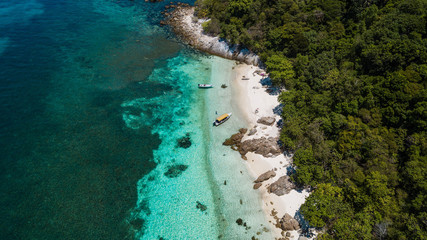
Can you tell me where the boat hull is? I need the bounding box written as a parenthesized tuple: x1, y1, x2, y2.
(198, 84, 213, 88)
(213, 113, 232, 126)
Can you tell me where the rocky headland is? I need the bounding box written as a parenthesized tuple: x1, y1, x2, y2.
(162, 5, 260, 65)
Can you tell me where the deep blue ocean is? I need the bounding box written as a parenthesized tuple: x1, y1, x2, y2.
(0, 0, 196, 239)
(0, 0, 276, 239)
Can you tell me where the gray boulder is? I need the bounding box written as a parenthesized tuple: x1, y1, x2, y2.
(254, 170, 276, 183)
(257, 116, 276, 126)
(239, 137, 281, 157)
(280, 213, 300, 231)
(248, 128, 257, 136)
(268, 176, 295, 196)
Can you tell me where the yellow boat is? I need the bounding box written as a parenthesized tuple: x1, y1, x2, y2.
(213, 113, 232, 126)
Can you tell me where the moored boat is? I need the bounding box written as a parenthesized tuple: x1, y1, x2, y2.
(198, 84, 213, 88)
(213, 113, 232, 126)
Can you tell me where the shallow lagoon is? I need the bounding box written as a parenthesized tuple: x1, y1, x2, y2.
(0, 0, 271, 239)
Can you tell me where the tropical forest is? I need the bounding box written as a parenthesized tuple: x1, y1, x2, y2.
(195, 0, 426, 238)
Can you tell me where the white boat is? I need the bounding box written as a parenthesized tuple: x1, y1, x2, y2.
(198, 84, 213, 88)
(213, 113, 232, 126)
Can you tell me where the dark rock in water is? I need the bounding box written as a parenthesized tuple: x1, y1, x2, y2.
(257, 116, 276, 126)
(268, 176, 295, 196)
(239, 128, 248, 134)
(177, 133, 191, 148)
(224, 180, 227, 185)
(130, 218, 144, 229)
(164, 164, 188, 178)
(223, 132, 244, 146)
(196, 201, 207, 212)
(236, 218, 243, 225)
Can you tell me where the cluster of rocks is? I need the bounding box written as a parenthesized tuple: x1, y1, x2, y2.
(160, 2, 191, 25)
(268, 175, 295, 196)
(252, 170, 295, 196)
(177, 133, 191, 148)
(253, 170, 276, 189)
(278, 213, 300, 231)
(240, 137, 282, 158)
(223, 127, 282, 159)
(220, 117, 307, 237)
(271, 210, 301, 239)
(161, 5, 260, 65)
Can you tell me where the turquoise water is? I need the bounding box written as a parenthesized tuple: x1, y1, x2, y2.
(0, 0, 272, 239)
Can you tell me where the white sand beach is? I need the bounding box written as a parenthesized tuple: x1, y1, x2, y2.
(167, 6, 312, 239)
(231, 63, 311, 239)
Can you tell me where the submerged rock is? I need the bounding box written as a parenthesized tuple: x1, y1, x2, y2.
(254, 170, 276, 183)
(196, 201, 207, 212)
(129, 218, 144, 230)
(239, 128, 248, 134)
(177, 133, 191, 148)
(268, 176, 295, 196)
(236, 218, 243, 225)
(164, 164, 188, 178)
(223, 131, 244, 146)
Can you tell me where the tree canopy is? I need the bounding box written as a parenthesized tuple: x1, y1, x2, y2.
(196, 0, 427, 238)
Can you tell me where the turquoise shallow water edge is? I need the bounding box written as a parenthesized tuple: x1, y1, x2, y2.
(0, 0, 272, 239)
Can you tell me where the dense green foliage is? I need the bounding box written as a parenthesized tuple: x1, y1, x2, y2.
(196, 0, 427, 238)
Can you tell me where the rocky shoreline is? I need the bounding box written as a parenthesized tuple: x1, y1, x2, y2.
(222, 122, 308, 239)
(162, 5, 260, 66)
(160, 4, 313, 239)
